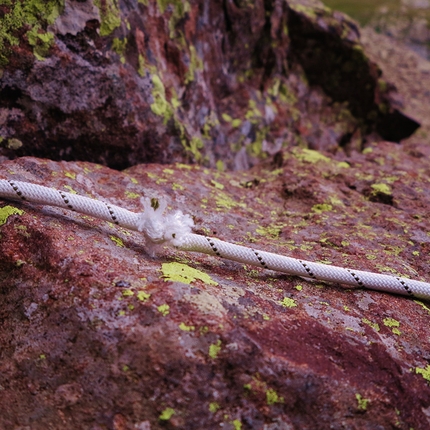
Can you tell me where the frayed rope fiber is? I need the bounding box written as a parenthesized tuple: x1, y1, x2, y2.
(1, 179, 430, 300)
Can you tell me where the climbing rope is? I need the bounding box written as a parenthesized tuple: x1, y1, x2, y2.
(1, 179, 429, 300)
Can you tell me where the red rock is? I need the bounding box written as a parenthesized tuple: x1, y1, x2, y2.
(0, 145, 429, 428)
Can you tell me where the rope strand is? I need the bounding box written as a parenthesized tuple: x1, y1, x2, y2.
(1, 179, 429, 300)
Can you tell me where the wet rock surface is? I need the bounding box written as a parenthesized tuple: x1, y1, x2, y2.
(0, 145, 429, 429)
(0, 0, 420, 170)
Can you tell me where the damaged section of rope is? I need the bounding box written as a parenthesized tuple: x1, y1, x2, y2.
(137, 197, 194, 246)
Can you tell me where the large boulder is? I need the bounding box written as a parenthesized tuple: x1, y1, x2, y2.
(0, 0, 420, 169)
(0, 141, 429, 428)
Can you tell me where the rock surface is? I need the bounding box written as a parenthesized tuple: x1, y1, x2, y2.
(361, 26, 430, 138)
(0, 144, 430, 429)
(0, 0, 420, 169)
(1, 1, 430, 429)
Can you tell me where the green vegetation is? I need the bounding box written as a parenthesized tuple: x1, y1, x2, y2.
(0, 205, 24, 226)
(0, 0, 63, 65)
(94, 0, 121, 36)
(161, 262, 218, 286)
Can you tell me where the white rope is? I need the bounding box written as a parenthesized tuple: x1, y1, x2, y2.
(1, 179, 429, 300)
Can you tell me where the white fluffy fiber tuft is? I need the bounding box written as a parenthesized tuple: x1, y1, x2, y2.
(137, 197, 194, 246)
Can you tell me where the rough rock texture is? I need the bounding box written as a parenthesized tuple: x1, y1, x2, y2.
(1, 1, 430, 429)
(0, 0, 420, 170)
(360, 27, 430, 138)
(0, 144, 430, 429)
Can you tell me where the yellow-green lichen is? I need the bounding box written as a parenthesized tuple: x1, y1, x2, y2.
(245, 99, 262, 123)
(280, 297, 297, 308)
(94, 0, 121, 36)
(294, 148, 331, 164)
(122, 289, 134, 297)
(355, 393, 369, 411)
(232, 419, 242, 430)
(209, 339, 221, 359)
(157, 303, 170, 316)
(415, 365, 430, 382)
(158, 0, 190, 39)
(214, 192, 246, 211)
(371, 183, 391, 195)
(179, 322, 195, 331)
(64, 171, 76, 179)
(255, 225, 281, 238)
(337, 161, 350, 168)
(289, 3, 318, 19)
(112, 37, 127, 63)
(5, 138, 22, 149)
(185, 44, 203, 84)
(125, 190, 140, 199)
(0, 205, 24, 226)
(63, 185, 77, 194)
(159, 407, 175, 420)
(161, 262, 218, 286)
(0, 0, 63, 65)
(171, 88, 181, 109)
(247, 127, 268, 158)
(137, 54, 146, 77)
(137, 290, 151, 302)
(231, 118, 242, 128)
(362, 318, 380, 332)
(278, 81, 298, 105)
(415, 300, 430, 314)
(266, 388, 284, 405)
(383, 317, 401, 335)
(183, 136, 204, 162)
(312, 203, 333, 213)
(150, 74, 173, 122)
(27, 27, 55, 60)
(172, 183, 184, 191)
(210, 180, 224, 190)
(110, 236, 125, 247)
(209, 402, 220, 413)
(383, 317, 399, 328)
(216, 160, 225, 172)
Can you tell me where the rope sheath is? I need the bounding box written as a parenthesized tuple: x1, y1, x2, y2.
(1, 179, 429, 300)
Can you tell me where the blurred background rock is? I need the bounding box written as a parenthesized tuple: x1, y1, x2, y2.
(323, 0, 430, 59)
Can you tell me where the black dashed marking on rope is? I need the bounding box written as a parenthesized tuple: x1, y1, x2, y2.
(299, 260, 315, 278)
(396, 278, 414, 296)
(105, 204, 119, 225)
(206, 237, 221, 257)
(346, 269, 364, 286)
(59, 191, 74, 210)
(8, 180, 26, 200)
(253, 250, 268, 268)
